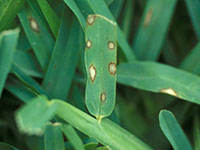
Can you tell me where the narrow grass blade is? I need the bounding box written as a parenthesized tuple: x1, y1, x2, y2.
(85, 14, 117, 119)
(5, 77, 37, 103)
(13, 50, 43, 78)
(62, 124, 84, 150)
(11, 64, 47, 96)
(44, 122, 65, 150)
(0, 142, 20, 150)
(159, 110, 192, 150)
(121, 0, 134, 39)
(109, 0, 124, 19)
(15, 95, 57, 135)
(18, 5, 55, 71)
(0, 28, 19, 97)
(63, 0, 136, 61)
(117, 61, 200, 105)
(37, 0, 60, 37)
(193, 115, 200, 150)
(42, 13, 84, 99)
(132, 0, 177, 60)
(0, 0, 24, 31)
(180, 42, 200, 75)
(184, 0, 200, 39)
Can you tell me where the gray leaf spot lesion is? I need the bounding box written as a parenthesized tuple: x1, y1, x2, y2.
(100, 92, 106, 103)
(108, 41, 115, 50)
(86, 40, 92, 48)
(87, 15, 95, 25)
(89, 64, 96, 82)
(108, 62, 117, 75)
(29, 17, 40, 32)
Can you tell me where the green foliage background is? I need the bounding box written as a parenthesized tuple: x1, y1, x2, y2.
(0, 0, 200, 150)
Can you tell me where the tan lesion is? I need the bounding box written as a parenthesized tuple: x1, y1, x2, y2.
(89, 65, 96, 82)
(160, 88, 177, 97)
(108, 62, 117, 75)
(29, 17, 40, 32)
(144, 8, 153, 27)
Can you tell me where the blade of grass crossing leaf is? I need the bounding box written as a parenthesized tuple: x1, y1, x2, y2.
(44, 122, 65, 150)
(117, 61, 200, 105)
(0, 0, 24, 31)
(15, 96, 152, 150)
(42, 14, 84, 99)
(63, 0, 136, 61)
(159, 110, 192, 150)
(0, 28, 19, 97)
(85, 14, 117, 119)
(132, 0, 177, 60)
(61, 124, 84, 150)
(184, 0, 200, 39)
(0, 142, 20, 150)
(193, 115, 200, 150)
(37, 0, 60, 37)
(18, 5, 55, 71)
(180, 42, 200, 75)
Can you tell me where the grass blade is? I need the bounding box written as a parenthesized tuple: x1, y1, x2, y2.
(184, 0, 200, 39)
(0, 0, 24, 31)
(180, 42, 200, 75)
(42, 11, 84, 99)
(132, 0, 177, 60)
(62, 124, 84, 150)
(193, 115, 200, 150)
(18, 5, 55, 71)
(159, 110, 192, 150)
(44, 122, 65, 150)
(117, 61, 200, 105)
(85, 14, 117, 119)
(15, 96, 152, 150)
(0, 28, 19, 97)
(37, 0, 60, 37)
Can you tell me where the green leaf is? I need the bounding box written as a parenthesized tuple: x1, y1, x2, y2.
(193, 115, 200, 150)
(18, 5, 55, 71)
(117, 61, 200, 105)
(85, 14, 117, 119)
(104, 0, 113, 6)
(0, 142, 20, 150)
(180, 42, 200, 75)
(184, 0, 200, 39)
(63, 0, 136, 61)
(159, 110, 192, 150)
(42, 10, 84, 99)
(0, 0, 24, 31)
(44, 122, 65, 150)
(0, 28, 19, 97)
(62, 124, 84, 150)
(15, 95, 57, 135)
(37, 0, 60, 37)
(132, 0, 177, 60)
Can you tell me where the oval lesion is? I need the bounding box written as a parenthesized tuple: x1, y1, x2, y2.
(89, 64, 97, 82)
(160, 88, 177, 97)
(29, 17, 40, 32)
